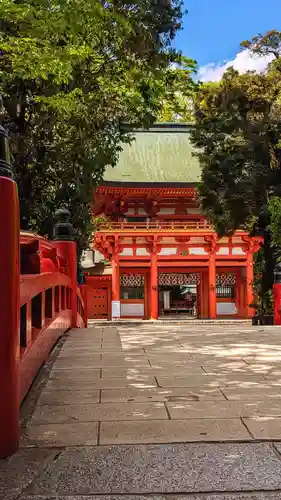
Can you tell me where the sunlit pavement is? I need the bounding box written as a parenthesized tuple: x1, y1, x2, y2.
(4, 323, 281, 498)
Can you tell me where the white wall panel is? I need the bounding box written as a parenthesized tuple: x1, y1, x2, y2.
(159, 207, 175, 214)
(189, 247, 208, 255)
(216, 248, 229, 255)
(232, 247, 245, 255)
(190, 237, 205, 244)
(126, 208, 135, 215)
(121, 303, 144, 317)
(216, 302, 237, 315)
(158, 247, 177, 256)
(119, 248, 134, 256)
(136, 248, 150, 256)
(187, 208, 202, 214)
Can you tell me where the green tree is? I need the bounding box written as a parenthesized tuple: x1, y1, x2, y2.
(0, 0, 187, 252)
(157, 56, 198, 122)
(191, 31, 281, 312)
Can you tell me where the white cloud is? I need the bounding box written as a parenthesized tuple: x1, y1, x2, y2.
(198, 49, 274, 82)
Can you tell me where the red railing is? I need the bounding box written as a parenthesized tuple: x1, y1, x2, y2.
(19, 231, 87, 400)
(0, 169, 87, 457)
(96, 220, 213, 232)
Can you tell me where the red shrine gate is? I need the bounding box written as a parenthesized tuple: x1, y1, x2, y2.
(88, 185, 262, 321)
(88, 126, 263, 320)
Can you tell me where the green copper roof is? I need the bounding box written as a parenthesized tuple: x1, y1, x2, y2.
(103, 123, 201, 184)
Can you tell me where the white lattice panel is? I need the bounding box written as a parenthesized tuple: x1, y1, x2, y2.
(121, 274, 145, 286)
(216, 273, 236, 285)
(158, 273, 200, 286)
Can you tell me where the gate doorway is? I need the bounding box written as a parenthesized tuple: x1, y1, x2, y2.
(88, 288, 109, 319)
(158, 273, 200, 318)
(85, 277, 111, 320)
(159, 285, 197, 317)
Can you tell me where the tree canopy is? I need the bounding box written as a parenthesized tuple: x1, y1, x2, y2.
(0, 0, 192, 251)
(191, 29, 281, 313)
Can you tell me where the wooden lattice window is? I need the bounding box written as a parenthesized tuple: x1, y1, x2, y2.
(158, 273, 200, 286)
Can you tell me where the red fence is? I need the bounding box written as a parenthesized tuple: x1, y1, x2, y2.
(0, 172, 87, 457)
(19, 232, 87, 402)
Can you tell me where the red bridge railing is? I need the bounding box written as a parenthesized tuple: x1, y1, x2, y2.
(0, 129, 87, 457)
(19, 230, 87, 402)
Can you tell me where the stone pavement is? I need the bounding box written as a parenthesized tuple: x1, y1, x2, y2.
(3, 323, 281, 499)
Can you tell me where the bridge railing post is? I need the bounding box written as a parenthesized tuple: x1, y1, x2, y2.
(0, 123, 20, 457)
(53, 208, 78, 328)
(80, 283, 88, 327)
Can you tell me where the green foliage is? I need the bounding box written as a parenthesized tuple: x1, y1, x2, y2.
(0, 0, 186, 253)
(241, 30, 281, 59)
(157, 56, 198, 122)
(268, 196, 281, 251)
(191, 29, 281, 312)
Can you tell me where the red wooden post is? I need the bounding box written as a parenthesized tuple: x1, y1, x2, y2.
(150, 250, 158, 320)
(0, 125, 20, 457)
(80, 284, 88, 327)
(53, 208, 78, 328)
(112, 251, 120, 302)
(208, 236, 217, 319)
(111, 245, 120, 320)
(246, 243, 254, 318)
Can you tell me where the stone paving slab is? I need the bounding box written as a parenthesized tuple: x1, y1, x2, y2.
(100, 418, 251, 444)
(52, 361, 151, 369)
(100, 367, 206, 378)
(189, 355, 245, 362)
(156, 375, 265, 388)
(263, 376, 281, 385)
(243, 417, 281, 439)
(20, 497, 166, 500)
(18, 496, 281, 500)
(101, 353, 148, 360)
(56, 353, 102, 361)
(221, 387, 281, 400)
(46, 376, 157, 390)
(149, 360, 200, 368)
(49, 369, 101, 380)
(242, 357, 281, 364)
(170, 495, 281, 499)
(26, 443, 281, 495)
(11, 324, 281, 499)
(101, 387, 226, 403)
(60, 343, 103, 349)
(31, 402, 168, 424)
(38, 389, 100, 405)
(22, 421, 99, 447)
(166, 400, 281, 419)
(201, 365, 267, 375)
(0, 449, 58, 500)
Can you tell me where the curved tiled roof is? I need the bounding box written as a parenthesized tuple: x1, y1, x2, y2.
(103, 123, 201, 185)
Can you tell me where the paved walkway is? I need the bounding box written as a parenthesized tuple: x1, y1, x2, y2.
(4, 323, 281, 498)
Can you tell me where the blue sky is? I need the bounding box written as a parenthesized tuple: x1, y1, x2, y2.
(174, 0, 281, 80)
